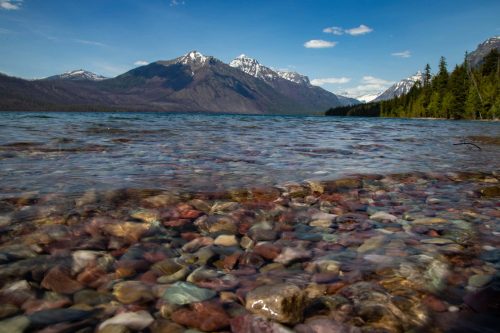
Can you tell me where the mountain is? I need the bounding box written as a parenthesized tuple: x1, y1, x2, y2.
(0, 51, 318, 114)
(229, 54, 348, 110)
(467, 36, 500, 68)
(336, 94, 362, 106)
(373, 71, 424, 102)
(44, 69, 108, 81)
(0, 50, 354, 114)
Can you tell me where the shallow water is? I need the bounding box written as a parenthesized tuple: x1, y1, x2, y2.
(0, 112, 499, 199)
(0, 112, 499, 332)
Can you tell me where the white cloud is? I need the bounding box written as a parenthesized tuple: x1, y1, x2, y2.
(361, 76, 392, 85)
(337, 76, 393, 100)
(73, 39, 107, 47)
(134, 60, 149, 66)
(170, 0, 185, 6)
(323, 26, 344, 35)
(0, 27, 12, 34)
(311, 77, 351, 86)
(304, 39, 337, 49)
(0, 0, 22, 10)
(323, 24, 373, 36)
(345, 24, 373, 36)
(391, 50, 411, 58)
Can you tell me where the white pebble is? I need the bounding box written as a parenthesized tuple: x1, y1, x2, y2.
(448, 306, 459, 312)
(482, 245, 496, 251)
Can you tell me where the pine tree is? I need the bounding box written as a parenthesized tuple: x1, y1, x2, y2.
(465, 84, 482, 119)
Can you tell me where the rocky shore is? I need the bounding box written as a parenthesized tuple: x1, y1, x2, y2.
(0, 171, 499, 333)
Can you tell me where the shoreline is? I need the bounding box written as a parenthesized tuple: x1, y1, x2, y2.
(0, 170, 499, 332)
(1, 110, 499, 121)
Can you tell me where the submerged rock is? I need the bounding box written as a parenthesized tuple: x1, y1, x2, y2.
(113, 281, 154, 304)
(245, 283, 305, 324)
(41, 265, 83, 294)
(163, 282, 216, 305)
(98, 311, 154, 331)
(0, 316, 30, 333)
(231, 314, 294, 333)
(171, 301, 230, 332)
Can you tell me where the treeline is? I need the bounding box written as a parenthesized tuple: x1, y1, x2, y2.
(325, 103, 380, 117)
(327, 49, 500, 120)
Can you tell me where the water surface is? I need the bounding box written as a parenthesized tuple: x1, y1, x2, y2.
(0, 112, 499, 198)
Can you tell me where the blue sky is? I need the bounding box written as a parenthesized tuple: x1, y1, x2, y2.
(0, 0, 499, 97)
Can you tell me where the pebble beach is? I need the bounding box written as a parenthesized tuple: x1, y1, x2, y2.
(0, 113, 499, 332)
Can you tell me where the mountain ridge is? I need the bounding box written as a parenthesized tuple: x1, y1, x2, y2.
(1, 50, 352, 114)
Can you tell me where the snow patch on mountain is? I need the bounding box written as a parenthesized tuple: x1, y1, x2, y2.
(374, 71, 424, 102)
(276, 70, 311, 85)
(46, 69, 107, 81)
(229, 54, 280, 83)
(179, 51, 209, 66)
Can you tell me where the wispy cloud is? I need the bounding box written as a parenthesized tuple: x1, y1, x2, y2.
(361, 76, 392, 85)
(0, 27, 12, 34)
(73, 39, 107, 47)
(134, 60, 149, 66)
(304, 39, 337, 49)
(170, 0, 185, 6)
(311, 77, 351, 86)
(337, 76, 393, 99)
(322, 26, 343, 35)
(323, 24, 373, 36)
(345, 24, 373, 36)
(0, 0, 22, 10)
(391, 50, 411, 58)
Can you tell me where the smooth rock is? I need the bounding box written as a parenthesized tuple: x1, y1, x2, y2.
(163, 282, 216, 305)
(149, 319, 185, 333)
(98, 311, 154, 331)
(103, 222, 150, 243)
(274, 247, 311, 265)
(0, 303, 19, 319)
(28, 308, 92, 327)
(357, 235, 386, 253)
(413, 217, 448, 225)
(130, 209, 159, 223)
(370, 211, 398, 222)
(98, 324, 130, 333)
(0, 316, 30, 333)
(171, 301, 230, 332)
(113, 281, 154, 304)
(309, 219, 333, 228)
(41, 266, 83, 294)
(231, 314, 294, 333)
(468, 274, 493, 288)
(214, 235, 238, 247)
(295, 317, 361, 333)
(420, 238, 454, 245)
(245, 283, 305, 324)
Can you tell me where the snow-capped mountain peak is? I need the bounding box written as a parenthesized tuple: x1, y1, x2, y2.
(45, 69, 107, 81)
(373, 71, 423, 102)
(179, 51, 209, 65)
(276, 70, 311, 86)
(229, 54, 276, 80)
(230, 55, 312, 86)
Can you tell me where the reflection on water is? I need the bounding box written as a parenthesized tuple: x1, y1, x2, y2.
(0, 112, 499, 198)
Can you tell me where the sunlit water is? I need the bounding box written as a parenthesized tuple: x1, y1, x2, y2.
(0, 112, 499, 198)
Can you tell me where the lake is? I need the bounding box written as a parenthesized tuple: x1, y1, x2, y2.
(0, 112, 499, 333)
(0, 112, 499, 199)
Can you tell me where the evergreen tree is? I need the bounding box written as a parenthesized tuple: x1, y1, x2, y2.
(465, 84, 482, 119)
(326, 49, 499, 120)
(423, 64, 432, 86)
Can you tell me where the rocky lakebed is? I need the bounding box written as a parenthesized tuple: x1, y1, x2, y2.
(0, 171, 499, 333)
